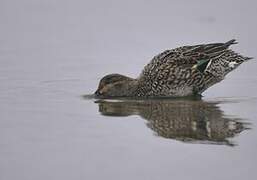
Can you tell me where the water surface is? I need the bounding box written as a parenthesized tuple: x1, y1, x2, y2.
(1, 0, 257, 180)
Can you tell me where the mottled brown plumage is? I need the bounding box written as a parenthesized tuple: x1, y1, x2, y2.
(95, 39, 252, 98)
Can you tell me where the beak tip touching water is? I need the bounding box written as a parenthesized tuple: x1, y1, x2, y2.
(94, 90, 99, 95)
(94, 89, 103, 98)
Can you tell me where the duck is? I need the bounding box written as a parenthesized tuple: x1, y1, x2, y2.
(95, 39, 252, 98)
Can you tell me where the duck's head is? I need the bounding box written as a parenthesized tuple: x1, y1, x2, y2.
(95, 74, 137, 98)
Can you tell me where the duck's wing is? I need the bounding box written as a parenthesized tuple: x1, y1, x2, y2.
(141, 39, 248, 77)
(179, 39, 237, 57)
(160, 39, 238, 65)
(137, 40, 252, 96)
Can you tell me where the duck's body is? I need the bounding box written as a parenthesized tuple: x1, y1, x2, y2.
(95, 40, 251, 98)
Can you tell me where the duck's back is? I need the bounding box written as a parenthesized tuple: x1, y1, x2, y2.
(136, 40, 251, 97)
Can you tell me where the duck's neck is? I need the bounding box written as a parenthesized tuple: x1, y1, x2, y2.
(123, 79, 139, 97)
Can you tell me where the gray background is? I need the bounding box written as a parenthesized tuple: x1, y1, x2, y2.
(1, 0, 257, 180)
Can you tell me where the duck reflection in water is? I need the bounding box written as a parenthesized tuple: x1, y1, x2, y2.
(95, 98, 250, 146)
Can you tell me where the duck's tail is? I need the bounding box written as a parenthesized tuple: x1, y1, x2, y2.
(201, 40, 253, 80)
(224, 39, 238, 46)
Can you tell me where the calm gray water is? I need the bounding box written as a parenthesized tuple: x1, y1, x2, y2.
(1, 0, 257, 180)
